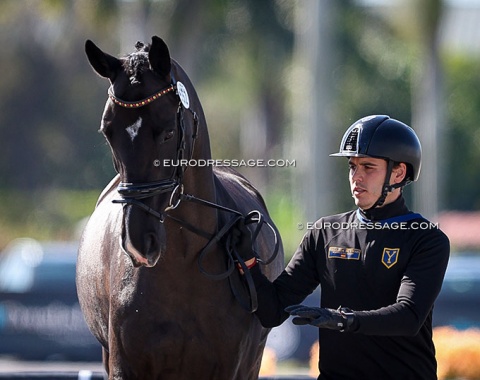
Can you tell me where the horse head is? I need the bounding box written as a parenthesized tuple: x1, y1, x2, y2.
(85, 36, 203, 268)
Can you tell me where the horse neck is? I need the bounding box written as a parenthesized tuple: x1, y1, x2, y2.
(168, 66, 218, 231)
(185, 124, 214, 201)
(173, 113, 218, 231)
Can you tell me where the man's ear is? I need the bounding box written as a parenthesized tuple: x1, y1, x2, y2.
(391, 163, 407, 184)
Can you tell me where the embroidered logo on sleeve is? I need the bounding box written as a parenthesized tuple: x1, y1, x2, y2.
(328, 247, 361, 260)
(382, 248, 400, 269)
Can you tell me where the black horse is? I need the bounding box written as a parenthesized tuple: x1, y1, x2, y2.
(76, 36, 284, 379)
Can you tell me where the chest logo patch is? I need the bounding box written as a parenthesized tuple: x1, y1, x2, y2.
(382, 248, 400, 269)
(328, 247, 361, 260)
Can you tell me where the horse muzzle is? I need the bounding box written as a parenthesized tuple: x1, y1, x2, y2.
(120, 234, 163, 268)
(120, 210, 166, 268)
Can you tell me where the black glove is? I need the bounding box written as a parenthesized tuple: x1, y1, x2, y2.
(285, 304, 356, 332)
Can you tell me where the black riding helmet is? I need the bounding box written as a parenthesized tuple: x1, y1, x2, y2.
(330, 115, 422, 209)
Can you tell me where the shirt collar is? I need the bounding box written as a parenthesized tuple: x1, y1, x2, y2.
(358, 195, 410, 222)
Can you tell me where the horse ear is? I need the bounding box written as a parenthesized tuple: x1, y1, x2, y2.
(149, 36, 171, 78)
(85, 40, 121, 81)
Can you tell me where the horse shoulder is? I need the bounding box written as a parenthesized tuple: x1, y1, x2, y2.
(96, 174, 121, 207)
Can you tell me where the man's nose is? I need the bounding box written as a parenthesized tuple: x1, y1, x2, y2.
(351, 168, 362, 181)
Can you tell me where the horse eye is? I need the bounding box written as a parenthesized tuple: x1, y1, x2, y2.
(164, 130, 175, 141)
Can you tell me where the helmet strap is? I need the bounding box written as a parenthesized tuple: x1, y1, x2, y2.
(366, 160, 400, 211)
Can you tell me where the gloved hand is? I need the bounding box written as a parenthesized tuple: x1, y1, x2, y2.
(230, 218, 257, 272)
(285, 304, 356, 332)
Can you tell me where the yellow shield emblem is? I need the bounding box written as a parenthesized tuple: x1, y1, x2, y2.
(382, 248, 399, 269)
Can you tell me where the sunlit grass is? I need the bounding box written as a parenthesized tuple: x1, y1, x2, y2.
(264, 191, 307, 262)
(0, 189, 100, 249)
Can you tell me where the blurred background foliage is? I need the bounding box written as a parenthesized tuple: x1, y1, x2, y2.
(0, 0, 479, 256)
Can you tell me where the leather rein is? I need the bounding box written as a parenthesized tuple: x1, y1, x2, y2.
(107, 75, 279, 313)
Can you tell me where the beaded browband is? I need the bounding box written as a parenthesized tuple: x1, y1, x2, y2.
(107, 84, 176, 108)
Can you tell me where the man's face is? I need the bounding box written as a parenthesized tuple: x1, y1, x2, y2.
(348, 156, 388, 210)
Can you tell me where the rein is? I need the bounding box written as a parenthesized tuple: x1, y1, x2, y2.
(108, 77, 279, 313)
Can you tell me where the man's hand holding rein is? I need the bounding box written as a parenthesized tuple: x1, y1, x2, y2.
(231, 218, 257, 274)
(285, 305, 357, 332)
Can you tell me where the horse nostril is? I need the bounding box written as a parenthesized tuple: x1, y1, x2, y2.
(144, 232, 160, 259)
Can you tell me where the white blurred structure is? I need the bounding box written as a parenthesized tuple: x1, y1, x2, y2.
(290, 0, 339, 221)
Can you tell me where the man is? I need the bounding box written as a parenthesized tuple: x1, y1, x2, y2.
(237, 115, 450, 380)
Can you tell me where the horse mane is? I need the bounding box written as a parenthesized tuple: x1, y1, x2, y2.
(122, 41, 151, 84)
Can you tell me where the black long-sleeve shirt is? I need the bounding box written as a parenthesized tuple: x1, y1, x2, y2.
(251, 196, 450, 380)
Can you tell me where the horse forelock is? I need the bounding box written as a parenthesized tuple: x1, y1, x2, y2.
(121, 41, 151, 85)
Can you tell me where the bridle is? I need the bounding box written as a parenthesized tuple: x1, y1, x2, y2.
(109, 74, 198, 219)
(107, 73, 279, 312)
